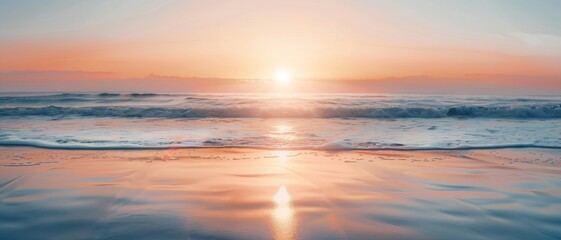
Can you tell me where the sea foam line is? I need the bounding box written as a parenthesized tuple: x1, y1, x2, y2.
(1, 140, 560, 151)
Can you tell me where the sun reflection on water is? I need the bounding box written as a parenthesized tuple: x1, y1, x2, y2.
(271, 185, 296, 240)
(270, 125, 297, 142)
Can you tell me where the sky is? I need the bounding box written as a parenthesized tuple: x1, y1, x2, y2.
(1, 0, 560, 93)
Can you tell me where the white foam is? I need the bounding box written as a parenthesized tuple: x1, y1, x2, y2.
(1, 117, 560, 150)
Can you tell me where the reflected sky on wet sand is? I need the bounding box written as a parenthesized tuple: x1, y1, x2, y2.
(1, 148, 561, 240)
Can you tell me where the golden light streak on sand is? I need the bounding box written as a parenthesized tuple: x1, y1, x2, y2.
(272, 185, 296, 240)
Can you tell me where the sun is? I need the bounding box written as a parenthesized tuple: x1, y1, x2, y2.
(275, 70, 291, 84)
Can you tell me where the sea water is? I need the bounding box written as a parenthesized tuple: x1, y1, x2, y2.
(1, 93, 560, 150)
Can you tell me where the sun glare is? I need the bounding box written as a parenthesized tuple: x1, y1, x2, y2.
(273, 185, 291, 205)
(275, 70, 291, 85)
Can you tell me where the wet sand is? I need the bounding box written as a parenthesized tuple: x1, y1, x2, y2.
(1, 147, 560, 240)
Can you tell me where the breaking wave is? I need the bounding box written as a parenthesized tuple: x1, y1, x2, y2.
(1, 105, 561, 118)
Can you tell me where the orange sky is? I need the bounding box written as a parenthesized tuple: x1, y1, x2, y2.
(1, 1, 560, 93)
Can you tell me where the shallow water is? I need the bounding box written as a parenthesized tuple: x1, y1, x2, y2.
(1, 148, 560, 240)
(3, 117, 561, 150)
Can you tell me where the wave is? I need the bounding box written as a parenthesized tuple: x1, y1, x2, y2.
(129, 93, 159, 97)
(0, 94, 92, 104)
(1, 105, 561, 118)
(97, 93, 121, 97)
(0, 92, 170, 103)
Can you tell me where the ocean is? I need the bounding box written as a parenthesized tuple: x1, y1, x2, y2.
(2, 92, 561, 239)
(1, 93, 560, 150)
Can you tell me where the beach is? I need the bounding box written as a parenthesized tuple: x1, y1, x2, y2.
(3, 1, 561, 239)
(1, 93, 561, 239)
(1, 147, 560, 240)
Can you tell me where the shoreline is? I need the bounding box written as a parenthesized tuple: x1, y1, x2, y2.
(2, 144, 561, 151)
